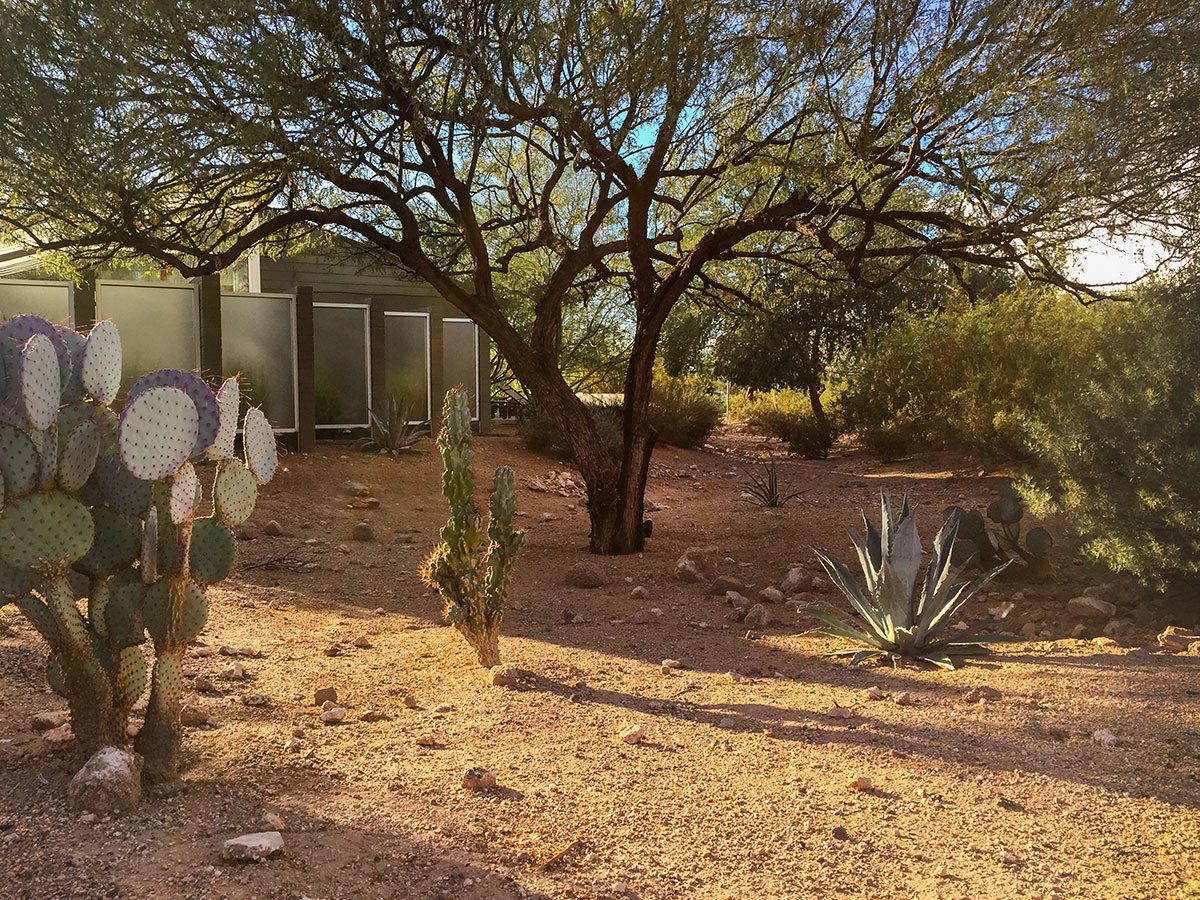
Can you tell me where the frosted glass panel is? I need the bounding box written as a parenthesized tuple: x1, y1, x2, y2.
(0, 281, 73, 324)
(97, 282, 198, 388)
(314, 304, 369, 427)
(443, 320, 479, 418)
(221, 293, 297, 430)
(383, 313, 429, 421)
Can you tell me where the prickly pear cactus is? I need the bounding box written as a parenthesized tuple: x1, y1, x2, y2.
(0, 316, 279, 793)
(420, 388, 525, 668)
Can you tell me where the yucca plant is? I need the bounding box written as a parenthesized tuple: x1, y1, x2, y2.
(356, 394, 427, 456)
(800, 493, 1013, 669)
(740, 457, 807, 508)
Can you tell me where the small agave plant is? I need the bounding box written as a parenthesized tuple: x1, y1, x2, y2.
(801, 493, 1013, 669)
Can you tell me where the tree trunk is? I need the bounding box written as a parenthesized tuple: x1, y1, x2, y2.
(808, 330, 828, 430)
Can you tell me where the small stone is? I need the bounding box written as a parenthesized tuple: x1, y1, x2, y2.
(194, 676, 217, 693)
(743, 604, 772, 629)
(619, 725, 645, 744)
(218, 645, 238, 656)
(180, 705, 211, 727)
(998, 850, 1021, 866)
(403, 695, 420, 709)
(353, 636, 372, 649)
(962, 685, 1003, 703)
(352, 521, 375, 542)
(674, 546, 720, 583)
(78, 813, 96, 825)
(862, 686, 885, 701)
(831, 826, 850, 841)
(241, 693, 269, 707)
(345, 480, 371, 496)
(222, 832, 284, 863)
(374, 607, 386, 615)
(362, 709, 388, 722)
(263, 520, 284, 536)
(490, 665, 520, 687)
(314, 686, 338, 705)
(565, 561, 608, 588)
(1092, 728, 1119, 748)
(717, 717, 736, 729)
(826, 706, 855, 719)
(709, 575, 744, 596)
(561, 609, 578, 624)
(433, 702, 454, 713)
(323, 644, 343, 657)
(43, 723, 75, 749)
(415, 733, 439, 747)
(934, 864, 949, 878)
(757, 586, 784, 604)
(810, 577, 828, 592)
(261, 812, 287, 832)
(661, 658, 683, 670)
(1067, 596, 1117, 619)
(461, 767, 497, 790)
(781, 566, 814, 595)
(726, 591, 752, 609)
(894, 692, 915, 706)
(630, 608, 661, 625)
(30, 710, 69, 731)
(221, 662, 246, 680)
(630, 585, 649, 600)
(727, 671, 745, 683)
(851, 776, 873, 791)
(67, 747, 142, 815)
(322, 700, 336, 711)
(236, 524, 258, 541)
(320, 706, 347, 725)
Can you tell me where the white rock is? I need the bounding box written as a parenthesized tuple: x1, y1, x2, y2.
(619, 725, 645, 744)
(1067, 596, 1117, 619)
(222, 831, 284, 862)
(757, 587, 784, 604)
(1092, 728, 1119, 748)
(67, 747, 142, 815)
(781, 566, 814, 594)
(674, 546, 720, 583)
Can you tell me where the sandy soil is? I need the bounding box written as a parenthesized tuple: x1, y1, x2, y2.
(1, 425, 1197, 900)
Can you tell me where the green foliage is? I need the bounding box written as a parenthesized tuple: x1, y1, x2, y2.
(801, 495, 1013, 669)
(743, 395, 835, 459)
(0, 316, 276, 789)
(356, 394, 427, 457)
(834, 287, 1107, 457)
(518, 401, 624, 460)
(421, 389, 526, 667)
(740, 458, 806, 508)
(944, 484, 1054, 572)
(1017, 274, 1200, 587)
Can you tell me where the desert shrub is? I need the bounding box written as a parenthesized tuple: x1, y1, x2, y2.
(518, 400, 623, 459)
(740, 391, 835, 459)
(834, 287, 1102, 457)
(1017, 274, 1200, 588)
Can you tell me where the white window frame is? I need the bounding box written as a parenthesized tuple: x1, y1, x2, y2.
(443, 317, 480, 421)
(313, 301, 372, 430)
(383, 310, 432, 424)
(220, 291, 300, 434)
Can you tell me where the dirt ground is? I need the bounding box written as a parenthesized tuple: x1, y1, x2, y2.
(1, 424, 1198, 900)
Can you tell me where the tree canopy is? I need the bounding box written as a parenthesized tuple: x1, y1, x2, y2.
(1, 0, 1197, 551)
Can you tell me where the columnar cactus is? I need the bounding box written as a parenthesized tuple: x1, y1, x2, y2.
(0, 316, 277, 789)
(420, 388, 525, 668)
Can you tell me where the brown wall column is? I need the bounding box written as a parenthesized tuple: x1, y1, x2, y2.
(368, 297, 386, 417)
(295, 285, 316, 453)
(195, 274, 222, 382)
(74, 271, 97, 329)
(428, 312, 444, 434)
(477, 328, 493, 435)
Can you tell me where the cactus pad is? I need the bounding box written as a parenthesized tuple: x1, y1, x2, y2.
(207, 377, 240, 461)
(114, 645, 148, 707)
(143, 578, 207, 644)
(58, 421, 101, 492)
(96, 453, 153, 517)
(168, 462, 199, 525)
(177, 580, 208, 642)
(81, 320, 122, 405)
(46, 653, 66, 697)
(119, 386, 200, 481)
(242, 407, 277, 484)
(0, 493, 95, 571)
(0, 553, 34, 601)
(88, 578, 111, 637)
(987, 497, 1024, 525)
(19, 334, 62, 431)
(1025, 526, 1053, 556)
(75, 506, 140, 578)
(141, 506, 159, 584)
(128, 370, 219, 458)
(141, 579, 170, 646)
(189, 517, 236, 584)
(104, 573, 148, 647)
(0, 423, 38, 499)
(213, 459, 257, 526)
(55, 324, 86, 403)
(0, 316, 71, 395)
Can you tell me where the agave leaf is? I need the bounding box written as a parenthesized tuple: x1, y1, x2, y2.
(844, 524, 880, 597)
(849, 648, 886, 666)
(920, 652, 957, 670)
(918, 509, 961, 623)
(921, 559, 1012, 645)
(798, 601, 889, 649)
(886, 509, 923, 614)
(812, 548, 893, 643)
(879, 493, 895, 561)
(876, 557, 914, 633)
(862, 511, 883, 572)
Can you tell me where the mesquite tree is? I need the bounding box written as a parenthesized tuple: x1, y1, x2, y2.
(1, 0, 1196, 553)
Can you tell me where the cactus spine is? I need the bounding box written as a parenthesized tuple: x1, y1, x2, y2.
(0, 316, 277, 792)
(421, 388, 525, 667)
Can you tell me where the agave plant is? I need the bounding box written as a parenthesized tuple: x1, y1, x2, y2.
(356, 394, 427, 456)
(801, 493, 1013, 669)
(739, 457, 807, 508)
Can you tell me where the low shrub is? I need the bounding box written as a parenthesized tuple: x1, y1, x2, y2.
(742, 393, 835, 459)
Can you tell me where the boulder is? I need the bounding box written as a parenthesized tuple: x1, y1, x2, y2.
(780, 566, 814, 595)
(709, 575, 744, 596)
(1067, 596, 1117, 619)
(67, 747, 142, 816)
(565, 561, 608, 588)
(674, 546, 720, 583)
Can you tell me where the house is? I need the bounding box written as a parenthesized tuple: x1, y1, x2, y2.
(0, 248, 492, 449)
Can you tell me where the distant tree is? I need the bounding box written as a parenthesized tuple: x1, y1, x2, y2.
(1, 0, 1197, 553)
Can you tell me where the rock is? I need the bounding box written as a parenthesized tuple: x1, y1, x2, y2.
(1103, 618, 1130, 638)
(353, 636, 372, 649)
(717, 716, 736, 729)
(629, 608, 662, 625)
(726, 591, 752, 609)
(402, 695, 420, 709)
(320, 706, 347, 725)
(345, 480, 371, 497)
(1067, 596, 1117, 619)
(263, 520, 284, 537)
(194, 676, 217, 693)
(998, 850, 1021, 867)
(619, 725, 645, 744)
(221, 662, 246, 680)
(894, 692, 915, 706)
(1082, 583, 1115, 599)
(727, 671, 745, 683)
(757, 587, 784, 604)
(314, 686, 338, 705)
(43, 723, 75, 749)
(781, 566, 814, 595)
(826, 706, 855, 719)
(261, 812, 287, 832)
(630, 586, 649, 600)
(851, 776, 873, 792)
(1020, 622, 1040, 638)
(962, 685, 1003, 703)
(565, 561, 608, 588)
(743, 604, 772, 629)
(661, 658, 683, 670)
(490, 665, 520, 687)
(831, 826, 850, 841)
(180, 705, 211, 727)
(561, 609, 578, 624)
(241, 693, 270, 707)
(674, 546, 720, 583)
(934, 864, 949, 878)
(461, 767, 498, 790)
(433, 702, 454, 713)
(862, 686, 885, 701)
(1158, 626, 1200, 652)
(352, 521, 375, 541)
(1092, 728, 1119, 748)
(415, 733, 439, 747)
(222, 832, 284, 863)
(67, 747, 142, 815)
(362, 709, 389, 722)
(30, 710, 69, 731)
(709, 575, 744, 596)
(236, 524, 258, 541)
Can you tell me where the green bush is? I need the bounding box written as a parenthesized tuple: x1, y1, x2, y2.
(833, 287, 1104, 457)
(1017, 274, 1200, 588)
(740, 392, 835, 459)
(518, 401, 624, 460)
